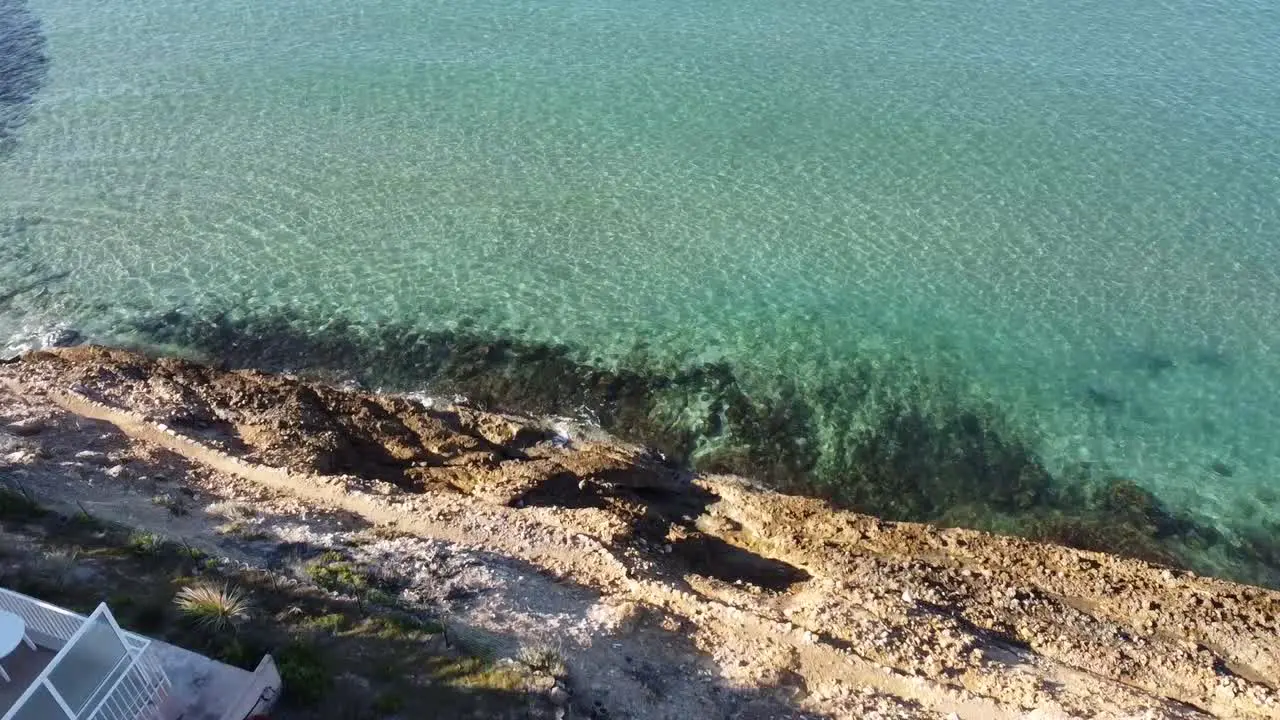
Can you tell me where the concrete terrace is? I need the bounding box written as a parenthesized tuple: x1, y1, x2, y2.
(0, 642, 56, 717)
(0, 632, 254, 720)
(0, 585, 277, 720)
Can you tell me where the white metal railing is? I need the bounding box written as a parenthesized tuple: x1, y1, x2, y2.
(85, 645, 170, 720)
(0, 587, 151, 650)
(0, 596, 171, 720)
(80, 649, 137, 716)
(0, 587, 85, 645)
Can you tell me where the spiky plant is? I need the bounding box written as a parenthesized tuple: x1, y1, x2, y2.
(518, 642, 568, 679)
(175, 582, 252, 633)
(40, 548, 80, 588)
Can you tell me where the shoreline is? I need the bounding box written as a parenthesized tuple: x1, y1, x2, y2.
(4, 298, 1279, 588)
(1, 345, 1277, 717)
(108, 307, 1280, 588)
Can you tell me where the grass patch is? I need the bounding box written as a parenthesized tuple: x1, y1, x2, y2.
(304, 613, 347, 634)
(305, 551, 370, 596)
(127, 530, 165, 556)
(362, 612, 443, 640)
(151, 492, 189, 516)
(275, 641, 332, 707)
(216, 520, 271, 541)
(443, 657, 530, 692)
(518, 642, 568, 679)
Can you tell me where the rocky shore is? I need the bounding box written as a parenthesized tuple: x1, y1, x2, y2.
(1, 346, 1277, 719)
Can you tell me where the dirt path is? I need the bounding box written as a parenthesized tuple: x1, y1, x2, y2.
(3, 347, 1279, 719)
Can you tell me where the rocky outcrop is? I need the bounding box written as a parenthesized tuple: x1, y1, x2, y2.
(1, 346, 1277, 718)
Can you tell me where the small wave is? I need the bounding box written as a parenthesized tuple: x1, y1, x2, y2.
(1, 320, 82, 358)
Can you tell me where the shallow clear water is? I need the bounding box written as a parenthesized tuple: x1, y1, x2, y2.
(3, 0, 1280, 579)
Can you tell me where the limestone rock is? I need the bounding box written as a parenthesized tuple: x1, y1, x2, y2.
(5, 417, 45, 436)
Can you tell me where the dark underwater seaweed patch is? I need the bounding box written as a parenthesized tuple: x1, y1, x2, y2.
(124, 305, 1280, 588)
(0, 0, 49, 156)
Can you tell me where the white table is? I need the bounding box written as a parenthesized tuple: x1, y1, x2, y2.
(0, 610, 37, 682)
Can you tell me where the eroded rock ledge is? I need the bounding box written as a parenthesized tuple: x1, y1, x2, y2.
(1, 346, 1277, 719)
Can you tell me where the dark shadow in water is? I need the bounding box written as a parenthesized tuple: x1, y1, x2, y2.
(0, 270, 69, 307)
(117, 305, 1280, 589)
(1084, 384, 1126, 411)
(0, 0, 49, 156)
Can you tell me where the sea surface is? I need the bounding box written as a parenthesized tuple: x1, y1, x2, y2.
(3, 0, 1279, 582)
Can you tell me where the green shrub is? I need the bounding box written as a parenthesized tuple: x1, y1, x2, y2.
(122, 597, 169, 634)
(364, 614, 423, 640)
(0, 487, 46, 521)
(276, 641, 331, 706)
(127, 531, 165, 556)
(305, 613, 347, 634)
(71, 508, 102, 529)
(364, 587, 398, 607)
(305, 551, 370, 596)
(212, 636, 270, 669)
(372, 691, 405, 715)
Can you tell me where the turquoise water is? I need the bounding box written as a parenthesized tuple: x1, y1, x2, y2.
(3, 0, 1280, 581)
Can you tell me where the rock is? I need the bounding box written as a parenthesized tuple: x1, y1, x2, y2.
(473, 414, 546, 448)
(547, 685, 570, 707)
(74, 450, 111, 465)
(104, 464, 126, 479)
(41, 327, 82, 348)
(558, 443, 687, 493)
(5, 344, 1276, 720)
(5, 417, 45, 436)
(336, 672, 371, 692)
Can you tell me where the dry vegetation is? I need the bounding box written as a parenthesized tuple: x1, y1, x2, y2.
(0, 486, 547, 719)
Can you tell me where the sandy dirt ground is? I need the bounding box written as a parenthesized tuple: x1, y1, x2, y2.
(1, 347, 1277, 719)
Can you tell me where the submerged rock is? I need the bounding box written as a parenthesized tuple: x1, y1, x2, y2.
(41, 327, 83, 348)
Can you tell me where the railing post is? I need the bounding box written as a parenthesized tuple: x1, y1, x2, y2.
(47, 680, 78, 719)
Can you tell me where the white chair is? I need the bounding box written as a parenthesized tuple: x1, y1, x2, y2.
(0, 609, 38, 682)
